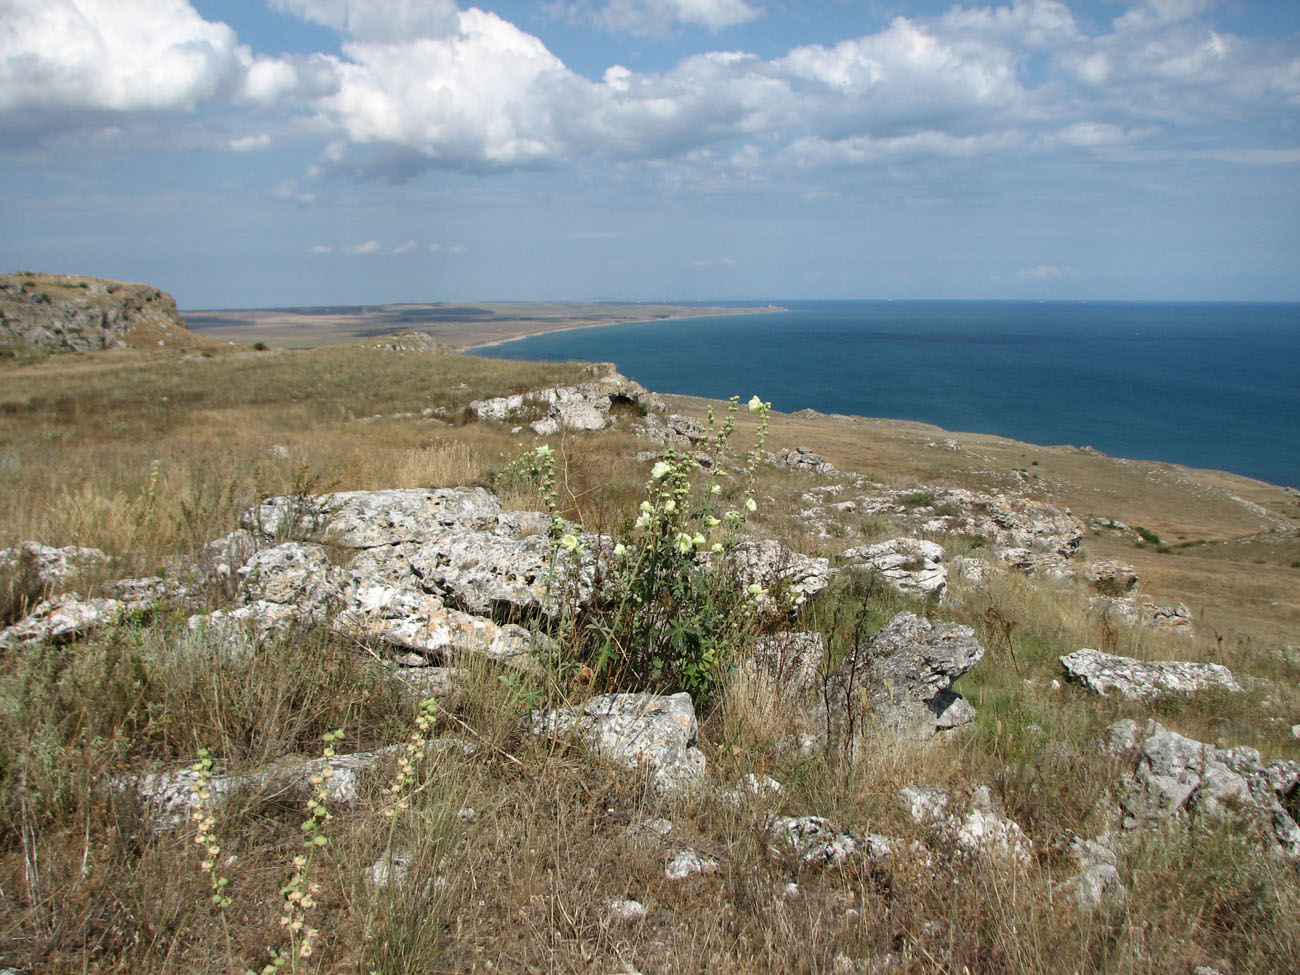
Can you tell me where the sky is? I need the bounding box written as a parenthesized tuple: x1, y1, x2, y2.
(1, 0, 1298, 309)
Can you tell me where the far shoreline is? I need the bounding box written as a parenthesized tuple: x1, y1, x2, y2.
(460, 305, 786, 353)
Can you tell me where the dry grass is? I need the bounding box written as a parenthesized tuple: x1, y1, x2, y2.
(1, 341, 1298, 973)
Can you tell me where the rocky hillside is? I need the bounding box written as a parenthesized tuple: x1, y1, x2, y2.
(0, 271, 198, 356)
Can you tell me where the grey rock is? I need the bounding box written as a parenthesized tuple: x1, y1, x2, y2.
(0, 593, 126, 648)
(606, 898, 647, 923)
(0, 274, 188, 353)
(1081, 559, 1139, 594)
(633, 412, 708, 446)
(953, 803, 1032, 862)
(366, 849, 414, 888)
(529, 692, 707, 794)
(1118, 721, 1300, 860)
(775, 446, 839, 476)
(237, 542, 345, 623)
(0, 540, 110, 587)
(1056, 863, 1126, 911)
(470, 369, 658, 433)
(243, 487, 504, 547)
(742, 631, 825, 698)
(1060, 649, 1241, 700)
(410, 528, 605, 619)
(823, 612, 984, 737)
(719, 539, 831, 615)
(1089, 595, 1194, 634)
(334, 581, 544, 665)
(767, 816, 859, 867)
(131, 744, 406, 831)
(899, 785, 951, 826)
(839, 537, 947, 598)
(665, 848, 718, 880)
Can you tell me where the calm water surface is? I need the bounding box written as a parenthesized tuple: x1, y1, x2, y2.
(477, 301, 1300, 488)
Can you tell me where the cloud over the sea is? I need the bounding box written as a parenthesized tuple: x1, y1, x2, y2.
(2, 0, 1295, 178)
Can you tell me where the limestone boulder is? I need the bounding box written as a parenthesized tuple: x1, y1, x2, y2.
(1115, 721, 1300, 860)
(529, 692, 707, 793)
(1060, 649, 1241, 700)
(823, 612, 984, 736)
(719, 540, 831, 615)
(742, 631, 825, 698)
(236, 542, 346, 623)
(0, 540, 110, 587)
(839, 537, 947, 598)
(243, 487, 504, 547)
(0, 593, 126, 648)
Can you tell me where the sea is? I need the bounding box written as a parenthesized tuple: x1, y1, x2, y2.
(475, 301, 1300, 489)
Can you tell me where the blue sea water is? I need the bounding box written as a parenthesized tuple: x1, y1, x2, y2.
(476, 301, 1300, 489)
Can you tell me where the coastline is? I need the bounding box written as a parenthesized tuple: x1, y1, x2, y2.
(458, 304, 785, 352)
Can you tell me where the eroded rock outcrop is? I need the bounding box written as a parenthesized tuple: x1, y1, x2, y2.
(469, 368, 661, 435)
(0, 273, 191, 353)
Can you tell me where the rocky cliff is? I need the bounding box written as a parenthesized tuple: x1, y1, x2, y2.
(0, 271, 192, 355)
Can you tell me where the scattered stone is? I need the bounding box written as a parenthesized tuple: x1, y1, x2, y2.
(898, 785, 950, 827)
(606, 898, 647, 923)
(664, 848, 718, 880)
(1060, 649, 1241, 700)
(839, 538, 947, 598)
(766, 816, 859, 868)
(822, 612, 984, 737)
(530, 692, 707, 793)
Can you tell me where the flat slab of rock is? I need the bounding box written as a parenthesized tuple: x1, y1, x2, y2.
(1060, 649, 1241, 700)
(529, 692, 706, 793)
(243, 487, 506, 547)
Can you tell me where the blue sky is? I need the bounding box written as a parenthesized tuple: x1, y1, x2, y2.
(1, 0, 1297, 308)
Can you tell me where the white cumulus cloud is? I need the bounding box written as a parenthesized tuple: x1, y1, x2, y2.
(1011, 264, 1081, 280)
(556, 0, 763, 35)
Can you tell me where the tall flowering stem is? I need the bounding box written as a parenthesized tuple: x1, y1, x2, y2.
(560, 394, 771, 699)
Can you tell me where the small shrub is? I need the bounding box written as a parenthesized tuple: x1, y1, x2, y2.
(901, 490, 936, 508)
(1134, 526, 1161, 545)
(251, 341, 268, 351)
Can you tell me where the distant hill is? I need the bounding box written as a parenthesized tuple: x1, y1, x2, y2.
(0, 272, 213, 359)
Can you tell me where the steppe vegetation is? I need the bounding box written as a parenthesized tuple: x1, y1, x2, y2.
(1, 334, 1298, 974)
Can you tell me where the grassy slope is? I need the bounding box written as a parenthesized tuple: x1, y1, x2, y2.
(1, 340, 1297, 974)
